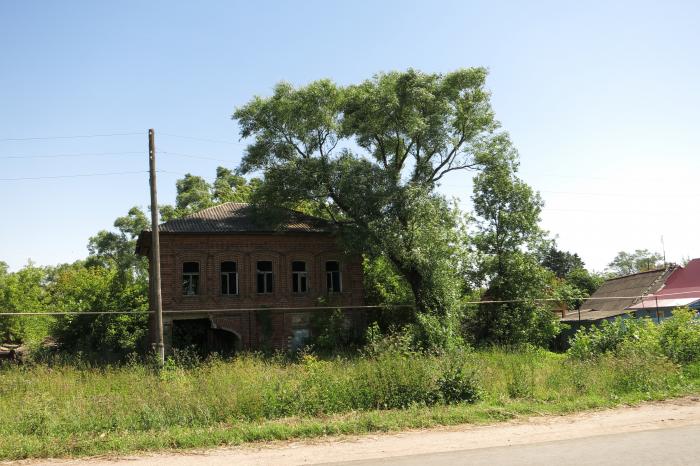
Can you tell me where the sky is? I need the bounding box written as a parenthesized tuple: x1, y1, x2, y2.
(1, 0, 698, 272)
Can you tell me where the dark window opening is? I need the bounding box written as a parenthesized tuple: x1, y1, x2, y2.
(183, 261, 200, 296)
(292, 261, 308, 293)
(257, 260, 273, 293)
(326, 260, 341, 293)
(221, 261, 238, 295)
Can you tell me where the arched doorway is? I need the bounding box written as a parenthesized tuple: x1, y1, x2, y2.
(171, 318, 241, 358)
(207, 327, 240, 356)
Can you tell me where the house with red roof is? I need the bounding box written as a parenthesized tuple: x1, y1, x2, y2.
(562, 259, 700, 327)
(626, 258, 700, 321)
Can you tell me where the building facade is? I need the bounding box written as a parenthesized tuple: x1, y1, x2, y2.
(137, 203, 365, 354)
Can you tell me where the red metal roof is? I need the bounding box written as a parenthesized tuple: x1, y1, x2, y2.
(627, 259, 700, 310)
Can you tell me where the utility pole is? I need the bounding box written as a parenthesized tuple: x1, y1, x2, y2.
(149, 129, 165, 365)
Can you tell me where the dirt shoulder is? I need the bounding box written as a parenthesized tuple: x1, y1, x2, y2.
(12, 396, 700, 466)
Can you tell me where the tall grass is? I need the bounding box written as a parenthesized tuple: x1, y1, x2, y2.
(1, 348, 698, 460)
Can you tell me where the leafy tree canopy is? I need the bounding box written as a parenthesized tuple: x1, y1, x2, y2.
(466, 139, 560, 346)
(159, 167, 261, 221)
(233, 68, 500, 314)
(539, 245, 585, 278)
(606, 249, 664, 277)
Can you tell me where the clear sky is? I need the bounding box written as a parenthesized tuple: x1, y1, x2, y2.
(1, 0, 698, 272)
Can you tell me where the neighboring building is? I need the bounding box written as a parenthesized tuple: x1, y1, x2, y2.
(136, 202, 365, 354)
(562, 259, 700, 328)
(627, 258, 700, 321)
(561, 265, 677, 326)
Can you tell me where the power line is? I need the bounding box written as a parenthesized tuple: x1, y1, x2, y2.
(0, 132, 142, 142)
(159, 132, 247, 146)
(0, 170, 149, 181)
(0, 151, 142, 160)
(540, 190, 696, 199)
(1, 292, 694, 316)
(160, 150, 234, 163)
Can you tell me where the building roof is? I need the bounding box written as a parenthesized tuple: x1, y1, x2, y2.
(562, 266, 677, 322)
(155, 202, 334, 234)
(136, 202, 335, 254)
(627, 259, 700, 310)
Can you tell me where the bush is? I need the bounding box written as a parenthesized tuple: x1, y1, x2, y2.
(362, 322, 418, 358)
(568, 308, 700, 364)
(568, 317, 658, 359)
(437, 356, 481, 403)
(659, 308, 700, 364)
(311, 309, 356, 354)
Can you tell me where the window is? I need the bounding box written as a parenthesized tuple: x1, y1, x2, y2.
(182, 262, 199, 296)
(256, 260, 273, 294)
(221, 261, 238, 295)
(326, 261, 341, 293)
(292, 261, 308, 293)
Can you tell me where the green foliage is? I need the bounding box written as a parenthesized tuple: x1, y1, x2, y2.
(311, 309, 356, 354)
(159, 168, 261, 221)
(212, 167, 261, 203)
(362, 322, 418, 358)
(467, 136, 560, 347)
(414, 312, 468, 353)
(471, 135, 543, 260)
(0, 262, 52, 344)
(539, 245, 585, 278)
(568, 309, 700, 364)
(47, 264, 148, 357)
(467, 256, 562, 347)
(234, 68, 498, 316)
(658, 308, 700, 364)
(606, 249, 664, 277)
(566, 267, 604, 295)
(568, 318, 653, 359)
(87, 206, 149, 279)
(3, 347, 698, 460)
(362, 255, 413, 306)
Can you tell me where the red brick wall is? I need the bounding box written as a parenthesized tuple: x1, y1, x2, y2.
(147, 232, 365, 351)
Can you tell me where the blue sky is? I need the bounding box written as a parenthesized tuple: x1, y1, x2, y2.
(1, 0, 698, 272)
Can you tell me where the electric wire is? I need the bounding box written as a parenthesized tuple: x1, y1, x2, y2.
(159, 132, 246, 146)
(0, 151, 143, 160)
(1, 291, 696, 316)
(0, 132, 142, 141)
(0, 170, 150, 181)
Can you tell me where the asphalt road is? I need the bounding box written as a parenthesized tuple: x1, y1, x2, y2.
(328, 424, 700, 466)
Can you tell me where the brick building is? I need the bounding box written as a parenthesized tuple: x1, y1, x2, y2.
(136, 202, 365, 354)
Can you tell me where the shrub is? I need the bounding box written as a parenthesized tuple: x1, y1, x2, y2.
(568, 308, 700, 364)
(568, 317, 658, 359)
(659, 308, 700, 364)
(437, 357, 481, 403)
(362, 322, 418, 358)
(311, 309, 356, 354)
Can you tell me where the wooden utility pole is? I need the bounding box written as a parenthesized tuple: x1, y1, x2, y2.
(149, 128, 165, 365)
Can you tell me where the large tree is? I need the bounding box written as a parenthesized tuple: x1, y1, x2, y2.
(606, 249, 664, 277)
(159, 167, 261, 221)
(539, 245, 585, 278)
(467, 139, 560, 346)
(233, 68, 500, 314)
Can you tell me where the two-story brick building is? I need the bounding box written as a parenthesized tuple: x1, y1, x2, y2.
(136, 202, 365, 354)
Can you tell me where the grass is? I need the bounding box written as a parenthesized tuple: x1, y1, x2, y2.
(1, 348, 699, 460)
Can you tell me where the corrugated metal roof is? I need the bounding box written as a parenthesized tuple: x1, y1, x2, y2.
(571, 266, 676, 319)
(626, 259, 700, 310)
(156, 202, 334, 234)
(561, 308, 635, 322)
